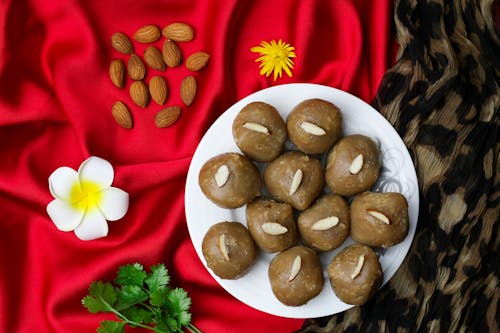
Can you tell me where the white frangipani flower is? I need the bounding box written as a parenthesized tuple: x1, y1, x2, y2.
(46, 156, 129, 241)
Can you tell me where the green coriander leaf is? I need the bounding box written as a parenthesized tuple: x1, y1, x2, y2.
(177, 310, 192, 327)
(155, 319, 174, 333)
(82, 281, 117, 313)
(158, 314, 180, 332)
(144, 264, 170, 292)
(166, 288, 191, 313)
(149, 288, 168, 307)
(96, 320, 125, 333)
(121, 306, 154, 325)
(84, 263, 200, 333)
(116, 285, 149, 309)
(150, 306, 164, 327)
(115, 263, 147, 286)
(89, 281, 118, 303)
(164, 289, 192, 330)
(81, 295, 108, 314)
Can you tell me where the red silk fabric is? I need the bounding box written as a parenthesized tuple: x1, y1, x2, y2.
(0, 0, 392, 332)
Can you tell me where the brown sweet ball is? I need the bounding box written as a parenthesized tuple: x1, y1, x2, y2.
(202, 222, 257, 279)
(246, 197, 298, 253)
(350, 192, 409, 247)
(232, 102, 287, 162)
(327, 244, 383, 305)
(298, 194, 350, 252)
(264, 151, 324, 210)
(325, 134, 380, 196)
(198, 153, 261, 209)
(268, 246, 324, 306)
(286, 99, 343, 154)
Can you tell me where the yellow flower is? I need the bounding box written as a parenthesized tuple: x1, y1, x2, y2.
(251, 39, 296, 81)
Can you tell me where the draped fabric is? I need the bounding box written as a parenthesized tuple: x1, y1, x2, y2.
(0, 1, 394, 332)
(301, 1, 499, 332)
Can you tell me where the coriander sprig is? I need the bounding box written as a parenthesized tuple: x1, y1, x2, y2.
(82, 263, 202, 333)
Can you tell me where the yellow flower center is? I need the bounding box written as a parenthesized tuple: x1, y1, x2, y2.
(275, 50, 285, 58)
(69, 180, 102, 211)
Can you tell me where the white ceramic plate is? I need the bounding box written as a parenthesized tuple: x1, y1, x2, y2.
(185, 83, 418, 318)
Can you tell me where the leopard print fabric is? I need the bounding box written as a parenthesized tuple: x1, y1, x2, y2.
(298, 0, 499, 332)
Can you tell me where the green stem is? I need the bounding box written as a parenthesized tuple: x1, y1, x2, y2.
(113, 308, 168, 333)
(140, 301, 156, 312)
(98, 297, 202, 333)
(187, 323, 203, 333)
(99, 297, 169, 333)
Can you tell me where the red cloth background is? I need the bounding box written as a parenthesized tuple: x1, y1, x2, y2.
(0, 0, 392, 332)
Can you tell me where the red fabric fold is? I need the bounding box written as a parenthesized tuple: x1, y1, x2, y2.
(0, 0, 392, 332)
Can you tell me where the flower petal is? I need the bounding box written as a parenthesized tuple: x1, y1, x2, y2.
(47, 199, 85, 231)
(48, 167, 79, 200)
(97, 187, 129, 221)
(250, 46, 266, 53)
(73, 209, 108, 241)
(78, 156, 114, 189)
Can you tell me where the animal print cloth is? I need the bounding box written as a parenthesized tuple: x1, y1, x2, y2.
(299, 0, 499, 332)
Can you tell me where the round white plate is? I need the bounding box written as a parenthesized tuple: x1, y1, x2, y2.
(185, 83, 419, 318)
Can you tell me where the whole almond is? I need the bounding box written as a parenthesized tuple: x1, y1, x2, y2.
(133, 24, 161, 43)
(128, 54, 146, 80)
(109, 59, 126, 88)
(162, 40, 182, 67)
(180, 75, 197, 106)
(112, 101, 133, 129)
(162, 22, 194, 42)
(111, 32, 133, 54)
(129, 81, 149, 108)
(155, 106, 181, 128)
(149, 76, 168, 105)
(144, 46, 166, 71)
(186, 52, 210, 71)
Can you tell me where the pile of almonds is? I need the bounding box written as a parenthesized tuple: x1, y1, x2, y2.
(109, 23, 210, 129)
